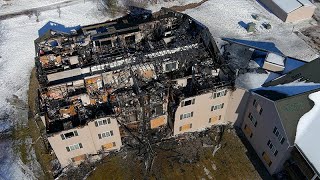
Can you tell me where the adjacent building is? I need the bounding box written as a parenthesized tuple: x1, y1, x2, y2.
(259, 0, 316, 22)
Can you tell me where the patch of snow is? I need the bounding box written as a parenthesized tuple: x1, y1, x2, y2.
(235, 72, 270, 89)
(0, 1, 107, 179)
(254, 81, 320, 96)
(203, 166, 213, 179)
(184, 0, 319, 61)
(295, 90, 320, 174)
(146, 0, 203, 12)
(265, 53, 285, 66)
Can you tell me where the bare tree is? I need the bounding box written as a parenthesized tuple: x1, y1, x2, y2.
(122, 0, 148, 8)
(35, 11, 41, 22)
(57, 6, 62, 18)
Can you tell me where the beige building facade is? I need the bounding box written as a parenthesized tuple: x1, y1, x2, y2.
(174, 89, 230, 135)
(47, 117, 122, 167)
(259, 0, 316, 22)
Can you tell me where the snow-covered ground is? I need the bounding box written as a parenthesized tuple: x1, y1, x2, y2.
(295, 90, 320, 174)
(0, 1, 108, 179)
(184, 0, 319, 61)
(0, 0, 319, 178)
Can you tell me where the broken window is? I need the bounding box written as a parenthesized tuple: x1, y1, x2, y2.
(212, 90, 227, 99)
(95, 118, 111, 127)
(181, 99, 195, 107)
(61, 130, 79, 140)
(165, 62, 177, 72)
(211, 103, 224, 111)
(125, 35, 135, 45)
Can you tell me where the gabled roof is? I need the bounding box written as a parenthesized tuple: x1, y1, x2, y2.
(274, 89, 317, 145)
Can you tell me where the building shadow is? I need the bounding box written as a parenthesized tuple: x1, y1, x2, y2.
(223, 38, 283, 54)
(235, 127, 274, 179)
(238, 21, 248, 30)
(232, 90, 273, 179)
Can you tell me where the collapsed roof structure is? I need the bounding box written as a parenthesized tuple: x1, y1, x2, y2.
(35, 8, 234, 169)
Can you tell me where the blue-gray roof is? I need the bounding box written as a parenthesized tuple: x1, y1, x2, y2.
(38, 21, 81, 37)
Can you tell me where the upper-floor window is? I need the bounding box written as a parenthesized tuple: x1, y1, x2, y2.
(180, 112, 193, 120)
(253, 99, 263, 115)
(212, 90, 227, 99)
(61, 130, 78, 140)
(253, 99, 257, 107)
(181, 99, 195, 107)
(273, 127, 285, 144)
(248, 113, 257, 127)
(98, 130, 114, 139)
(267, 140, 278, 156)
(165, 62, 178, 72)
(95, 118, 111, 127)
(66, 143, 83, 152)
(211, 103, 224, 111)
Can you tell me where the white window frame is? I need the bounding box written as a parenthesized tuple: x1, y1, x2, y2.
(180, 112, 193, 120)
(95, 118, 111, 127)
(67, 143, 83, 152)
(211, 103, 224, 111)
(181, 98, 195, 107)
(98, 130, 114, 139)
(212, 90, 227, 99)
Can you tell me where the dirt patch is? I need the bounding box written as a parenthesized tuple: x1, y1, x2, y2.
(300, 26, 320, 53)
(169, 0, 208, 12)
(58, 126, 268, 179)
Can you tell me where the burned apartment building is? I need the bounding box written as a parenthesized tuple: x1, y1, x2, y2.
(34, 8, 241, 168)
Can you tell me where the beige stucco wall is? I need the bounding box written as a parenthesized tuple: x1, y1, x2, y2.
(286, 5, 316, 23)
(241, 93, 291, 174)
(225, 88, 249, 127)
(262, 62, 284, 72)
(48, 117, 122, 167)
(259, 0, 316, 22)
(173, 89, 230, 135)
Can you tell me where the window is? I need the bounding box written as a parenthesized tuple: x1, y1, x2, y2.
(179, 123, 192, 131)
(212, 90, 227, 99)
(95, 118, 111, 127)
(262, 152, 272, 167)
(98, 130, 114, 139)
(248, 113, 257, 127)
(209, 115, 221, 123)
(253, 99, 256, 106)
(273, 127, 286, 144)
(259, 108, 263, 115)
(165, 62, 177, 72)
(211, 103, 224, 111)
(181, 99, 195, 107)
(180, 112, 193, 120)
(267, 140, 278, 156)
(66, 143, 83, 152)
(61, 130, 79, 140)
(244, 124, 253, 138)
